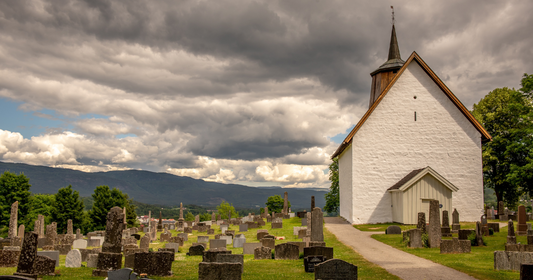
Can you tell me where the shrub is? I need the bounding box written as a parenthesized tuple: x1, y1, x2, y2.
(489, 228, 494, 235)
(467, 232, 486, 246)
(421, 233, 429, 248)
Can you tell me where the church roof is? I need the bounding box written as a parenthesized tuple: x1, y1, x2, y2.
(331, 51, 492, 159)
(387, 166, 458, 192)
(370, 24, 405, 76)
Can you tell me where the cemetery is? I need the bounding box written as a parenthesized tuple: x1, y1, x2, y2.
(0, 198, 396, 280)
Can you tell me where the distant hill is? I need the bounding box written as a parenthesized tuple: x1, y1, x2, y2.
(0, 161, 327, 210)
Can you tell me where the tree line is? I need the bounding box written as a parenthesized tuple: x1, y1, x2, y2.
(0, 171, 138, 237)
(324, 73, 533, 213)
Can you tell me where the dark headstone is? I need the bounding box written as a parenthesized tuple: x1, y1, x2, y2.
(518, 205, 528, 235)
(303, 246, 333, 260)
(257, 232, 269, 240)
(33, 255, 55, 276)
(92, 252, 122, 277)
(440, 238, 471, 254)
(188, 245, 205, 256)
(458, 229, 475, 240)
(408, 228, 422, 248)
(385, 226, 401, 235)
(216, 254, 244, 273)
(133, 251, 173, 277)
(304, 255, 325, 273)
(452, 208, 460, 232)
(428, 200, 441, 248)
(54, 244, 71, 255)
(441, 210, 452, 237)
(521, 263, 533, 280)
(254, 246, 271, 260)
(311, 208, 324, 242)
(274, 243, 299, 260)
(314, 259, 358, 280)
(14, 232, 38, 278)
(311, 196, 315, 210)
(508, 220, 517, 244)
(487, 223, 500, 233)
(417, 212, 427, 234)
(108, 268, 138, 280)
(198, 262, 242, 280)
(203, 249, 231, 263)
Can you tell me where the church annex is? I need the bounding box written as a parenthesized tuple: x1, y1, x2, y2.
(332, 25, 491, 224)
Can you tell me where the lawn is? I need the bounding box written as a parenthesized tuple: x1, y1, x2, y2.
(354, 222, 477, 232)
(0, 217, 398, 279)
(371, 222, 525, 280)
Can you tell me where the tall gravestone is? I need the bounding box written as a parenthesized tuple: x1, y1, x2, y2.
(158, 211, 163, 232)
(67, 220, 73, 235)
(306, 212, 312, 237)
(311, 208, 323, 242)
(76, 229, 82, 240)
(517, 205, 527, 236)
(311, 196, 315, 210)
(45, 223, 57, 246)
(417, 212, 426, 234)
(428, 200, 441, 248)
(13, 232, 38, 279)
(92, 207, 125, 277)
(9, 201, 18, 239)
(38, 215, 45, 237)
(451, 208, 460, 233)
(499, 201, 507, 221)
(211, 212, 216, 222)
(283, 192, 289, 215)
(34, 219, 41, 238)
(441, 210, 451, 237)
(18, 225, 25, 239)
(123, 207, 127, 229)
(507, 220, 516, 244)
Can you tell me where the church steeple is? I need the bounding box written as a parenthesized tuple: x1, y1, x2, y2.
(369, 23, 405, 108)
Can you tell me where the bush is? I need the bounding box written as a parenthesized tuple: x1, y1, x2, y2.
(421, 233, 429, 248)
(489, 228, 494, 235)
(467, 232, 487, 246)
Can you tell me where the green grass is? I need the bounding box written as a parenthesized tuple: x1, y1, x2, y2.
(372, 223, 523, 280)
(354, 222, 478, 232)
(0, 217, 398, 279)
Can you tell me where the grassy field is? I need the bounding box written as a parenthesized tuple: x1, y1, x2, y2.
(354, 222, 477, 232)
(372, 222, 526, 280)
(0, 217, 398, 279)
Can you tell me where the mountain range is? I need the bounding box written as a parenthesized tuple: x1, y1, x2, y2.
(0, 161, 327, 210)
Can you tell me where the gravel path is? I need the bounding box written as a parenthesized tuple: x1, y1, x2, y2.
(324, 217, 478, 280)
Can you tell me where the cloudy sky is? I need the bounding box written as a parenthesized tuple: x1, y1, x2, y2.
(0, 0, 531, 189)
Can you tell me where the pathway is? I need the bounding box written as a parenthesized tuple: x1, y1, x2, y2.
(324, 217, 478, 280)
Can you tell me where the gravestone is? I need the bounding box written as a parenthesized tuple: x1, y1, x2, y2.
(261, 238, 275, 249)
(288, 241, 305, 253)
(304, 255, 325, 273)
(275, 243, 299, 260)
(86, 254, 98, 268)
(33, 255, 55, 276)
(133, 251, 173, 276)
(303, 246, 334, 260)
(140, 235, 150, 252)
(178, 233, 188, 242)
(271, 222, 282, 229)
(302, 217, 308, 226)
(203, 249, 232, 262)
(508, 220, 517, 244)
(311, 196, 315, 210)
(124, 248, 143, 268)
(386, 226, 401, 235)
(474, 222, 484, 246)
(216, 254, 244, 273)
(220, 225, 228, 234)
(440, 238, 471, 254)
(87, 238, 101, 247)
(417, 212, 427, 234)
(210, 239, 227, 250)
(160, 232, 171, 242)
(17, 225, 24, 241)
(299, 229, 307, 239)
(408, 228, 422, 248)
(8, 202, 18, 241)
(220, 235, 233, 245)
(92, 207, 125, 277)
(311, 207, 324, 242)
(488, 223, 500, 233)
(239, 224, 248, 232)
(306, 212, 312, 236)
(65, 249, 82, 267)
(0, 249, 20, 267)
(55, 244, 71, 255)
(37, 251, 59, 267)
(254, 246, 271, 260)
(518, 205, 528, 236)
(76, 229, 82, 240)
(499, 202, 508, 221)
(72, 239, 87, 249)
(198, 236, 209, 243)
(13, 232, 38, 279)
(480, 215, 489, 236)
(314, 259, 358, 280)
(441, 210, 452, 237)
(198, 262, 242, 280)
(108, 268, 138, 280)
(157, 211, 163, 232)
(458, 229, 475, 240)
(243, 243, 261, 254)
(521, 263, 533, 280)
(452, 208, 460, 233)
(188, 245, 205, 256)
(233, 235, 246, 248)
(428, 200, 441, 248)
(67, 219, 73, 235)
(165, 243, 180, 253)
(184, 227, 193, 233)
(45, 223, 56, 247)
(282, 191, 289, 215)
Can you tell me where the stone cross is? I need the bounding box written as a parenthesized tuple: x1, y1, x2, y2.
(283, 192, 289, 215)
(67, 219, 73, 235)
(427, 200, 441, 248)
(8, 201, 18, 239)
(311, 196, 315, 210)
(311, 207, 323, 242)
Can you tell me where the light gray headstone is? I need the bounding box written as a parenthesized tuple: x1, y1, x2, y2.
(243, 243, 261, 254)
(233, 236, 246, 248)
(86, 254, 98, 268)
(165, 242, 180, 252)
(37, 250, 59, 267)
(210, 239, 226, 249)
(198, 236, 209, 243)
(72, 239, 87, 249)
(65, 249, 82, 267)
(220, 235, 233, 245)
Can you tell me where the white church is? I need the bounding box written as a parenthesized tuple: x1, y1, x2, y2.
(332, 25, 491, 224)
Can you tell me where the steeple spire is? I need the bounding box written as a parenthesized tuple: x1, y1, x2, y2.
(388, 25, 401, 61)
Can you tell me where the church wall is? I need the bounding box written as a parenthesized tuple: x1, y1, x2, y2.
(338, 143, 354, 223)
(349, 61, 483, 224)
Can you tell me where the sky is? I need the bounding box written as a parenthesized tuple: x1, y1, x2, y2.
(0, 0, 531, 189)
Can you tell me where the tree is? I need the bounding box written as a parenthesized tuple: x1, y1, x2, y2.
(26, 194, 55, 231)
(265, 195, 290, 214)
(324, 157, 339, 215)
(185, 212, 194, 221)
(88, 185, 137, 230)
(521, 73, 533, 97)
(50, 185, 85, 234)
(200, 213, 211, 222)
(216, 201, 238, 219)
(0, 171, 32, 229)
(472, 84, 533, 208)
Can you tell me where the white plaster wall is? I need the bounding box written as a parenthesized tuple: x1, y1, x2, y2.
(338, 144, 353, 223)
(349, 61, 483, 224)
